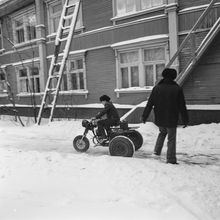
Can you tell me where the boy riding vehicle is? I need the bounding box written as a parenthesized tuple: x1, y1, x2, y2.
(95, 95, 120, 142)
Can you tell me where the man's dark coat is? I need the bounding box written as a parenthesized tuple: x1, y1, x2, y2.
(142, 78, 188, 127)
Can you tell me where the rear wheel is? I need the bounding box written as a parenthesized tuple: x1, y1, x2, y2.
(73, 135, 90, 152)
(109, 135, 134, 157)
(126, 130, 143, 151)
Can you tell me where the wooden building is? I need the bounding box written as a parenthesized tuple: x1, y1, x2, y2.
(0, 0, 220, 124)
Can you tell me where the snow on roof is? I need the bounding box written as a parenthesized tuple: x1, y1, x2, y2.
(134, 102, 220, 110)
(1, 104, 220, 110)
(0, 103, 135, 109)
(111, 34, 168, 48)
(186, 105, 220, 110)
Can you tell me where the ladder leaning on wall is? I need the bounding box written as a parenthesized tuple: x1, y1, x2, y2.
(36, 0, 81, 125)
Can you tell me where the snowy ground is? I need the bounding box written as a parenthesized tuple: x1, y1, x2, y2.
(0, 116, 220, 220)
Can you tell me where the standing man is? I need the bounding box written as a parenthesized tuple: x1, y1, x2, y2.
(142, 68, 188, 164)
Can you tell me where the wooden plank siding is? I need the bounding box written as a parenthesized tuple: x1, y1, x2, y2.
(0, 46, 39, 65)
(0, 0, 34, 17)
(183, 31, 220, 104)
(178, 31, 208, 72)
(178, 0, 211, 10)
(85, 48, 116, 103)
(178, 7, 220, 32)
(183, 64, 220, 104)
(45, 17, 168, 55)
(82, 0, 113, 32)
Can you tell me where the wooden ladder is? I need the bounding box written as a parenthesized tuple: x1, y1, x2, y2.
(37, 0, 81, 125)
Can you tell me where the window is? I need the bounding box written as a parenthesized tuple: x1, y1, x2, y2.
(47, 0, 83, 34)
(49, 2, 62, 33)
(0, 22, 3, 50)
(119, 51, 139, 88)
(115, 0, 163, 16)
(117, 46, 166, 89)
(17, 66, 40, 93)
(12, 8, 36, 44)
(143, 47, 165, 86)
(50, 63, 68, 91)
(68, 59, 85, 90)
(115, 0, 164, 16)
(0, 69, 7, 94)
(49, 56, 86, 92)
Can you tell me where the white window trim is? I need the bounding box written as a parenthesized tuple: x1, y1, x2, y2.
(0, 69, 7, 97)
(11, 6, 37, 45)
(46, 0, 64, 34)
(66, 59, 84, 89)
(15, 63, 41, 96)
(46, 0, 83, 37)
(0, 21, 5, 53)
(111, 34, 169, 97)
(47, 50, 88, 98)
(112, 0, 167, 23)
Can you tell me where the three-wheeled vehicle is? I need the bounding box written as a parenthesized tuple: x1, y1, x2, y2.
(73, 119, 143, 157)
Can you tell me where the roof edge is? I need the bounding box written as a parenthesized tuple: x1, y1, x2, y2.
(0, 0, 34, 17)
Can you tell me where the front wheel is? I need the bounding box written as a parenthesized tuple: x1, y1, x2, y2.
(73, 135, 90, 152)
(109, 135, 134, 157)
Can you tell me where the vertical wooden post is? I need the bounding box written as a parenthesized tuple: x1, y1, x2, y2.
(166, 0, 179, 71)
(35, 0, 48, 92)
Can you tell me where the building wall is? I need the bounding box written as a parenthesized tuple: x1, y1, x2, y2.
(82, 0, 113, 32)
(44, 17, 168, 54)
(0, 0, 220, 118)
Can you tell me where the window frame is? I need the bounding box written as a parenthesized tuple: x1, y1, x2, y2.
(11, 6, 37, 44)
(0, 69, 7, 96)
(119, 50, 140, 88)
(112, 35, 169, 96)
(47, 51, 88, 97)
(67, 58, 85, 91)
(113, 0, 166, 18)
(16, 64, 41, 95)
(142, 46, 166, 86)
(46, 0, 83, 36)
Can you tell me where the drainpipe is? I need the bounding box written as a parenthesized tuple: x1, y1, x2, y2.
(35, 0, 47, 92)
(166, 0, 179, 72)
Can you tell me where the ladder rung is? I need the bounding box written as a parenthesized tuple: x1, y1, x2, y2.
(49, 74, 60, 79)
(54, 62, 61, 67)
(62, 25, 71, 30)
(66, 3, 76, 8)
(47, 88, 56, 92)
(63, 14, 73, 20)
(58, 37, 68, 42)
